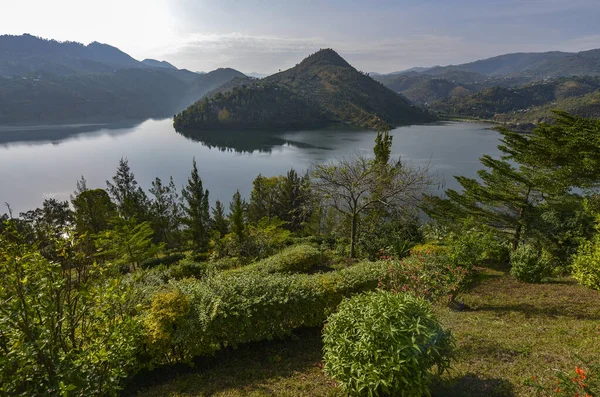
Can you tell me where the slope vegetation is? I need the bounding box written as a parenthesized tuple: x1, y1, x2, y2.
(174, 49, 432, 131)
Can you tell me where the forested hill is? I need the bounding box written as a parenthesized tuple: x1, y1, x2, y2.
(174, 49, 432, 131)
(428, 76, 600, 124)
(0, 35, 247, 124)
(373, 48, 600, 106)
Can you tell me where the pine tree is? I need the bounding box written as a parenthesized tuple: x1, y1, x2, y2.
(212, 200, 229, 238)
(149, 176, 181, 248)
(228, 190, 246, 241)
(181, 158, 211, 252)
(106, 158, 149, 220)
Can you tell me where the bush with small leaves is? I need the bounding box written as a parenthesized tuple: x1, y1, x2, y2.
(322, 291, 455, 397)
(510, 243, 551, 283)
(571, 228, 600, 290)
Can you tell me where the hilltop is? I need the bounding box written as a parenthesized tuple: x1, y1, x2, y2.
(174, 49, 432, 131)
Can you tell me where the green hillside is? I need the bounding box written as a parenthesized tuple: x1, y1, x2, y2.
(429, 76, 600, 121)
(174, 49, 432, 131)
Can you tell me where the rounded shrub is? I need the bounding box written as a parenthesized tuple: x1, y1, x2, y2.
(322, 291, 454, 397)
(571, 234, 600, 290)
(510, 244, 550, 283)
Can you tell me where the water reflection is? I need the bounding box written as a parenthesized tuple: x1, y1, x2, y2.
(0, 120, 145, 146)
(176, 128, 334, 153)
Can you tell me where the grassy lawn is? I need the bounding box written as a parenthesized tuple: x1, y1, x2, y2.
(129, 267, 600, 397)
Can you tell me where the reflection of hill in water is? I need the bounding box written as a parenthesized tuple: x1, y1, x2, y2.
(0, 120, 144, 146)
(176, 128, 329, 154)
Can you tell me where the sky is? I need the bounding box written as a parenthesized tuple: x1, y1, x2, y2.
(2, 0, 600, 74)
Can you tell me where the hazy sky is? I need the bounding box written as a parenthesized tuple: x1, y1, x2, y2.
(2, 0, 600, 74)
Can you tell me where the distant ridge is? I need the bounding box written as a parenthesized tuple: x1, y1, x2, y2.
(0, 34, 247, 125)
(174, 49, 432, 131)
(142, 59, 178, 70)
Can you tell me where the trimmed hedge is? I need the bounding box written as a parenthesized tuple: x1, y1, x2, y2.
(144, 261, 388, 364)
(226, 244, 324, 275)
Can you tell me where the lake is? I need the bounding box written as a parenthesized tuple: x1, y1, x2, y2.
(0, 119, 502, 214)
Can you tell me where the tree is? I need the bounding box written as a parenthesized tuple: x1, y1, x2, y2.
(181, 158, 211, 252)
(228, 190, 246, 242)
(106, 158, 149, 220)
(72, 188, 117, 235)
(19, 198, 73, 260)
(212, 200, 229, 238)
(435, 156, 541, 251)
(149, 176, 181, 248)
(278, 169, 313, 232)
(94, 217, 162, 271)
(247, 174, 281, 223)
(312, 152, 431, 258)
(499, 111, 600, 190)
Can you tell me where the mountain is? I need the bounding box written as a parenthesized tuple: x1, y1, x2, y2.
(174, 49, 432, 131)
(142, 59, 178, 70)
(429, 76, 600, 124)
(0, 34, 145, 77)
(0, 34, 246, 124)
(374, 48, 600, 105)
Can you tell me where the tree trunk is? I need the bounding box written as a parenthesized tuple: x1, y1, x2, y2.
(512, 185, 532, 251)
(350, 213, 357, 258)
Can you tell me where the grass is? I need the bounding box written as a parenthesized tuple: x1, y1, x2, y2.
(129, 267, 600, 397)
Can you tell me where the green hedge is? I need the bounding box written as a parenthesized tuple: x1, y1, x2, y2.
(226, 244, 324, 275)
(144, 261, 387, 364)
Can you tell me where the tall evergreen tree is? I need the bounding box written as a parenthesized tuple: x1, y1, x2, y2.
(181, 159, 211, 252)
(228, 190, 246, 241)
(247, 174, 280, 223)
(106, 158, 149, 220)
(212, 200, 229, 238)
(149, 176, 181, 248)
(278, 169, 313, 232)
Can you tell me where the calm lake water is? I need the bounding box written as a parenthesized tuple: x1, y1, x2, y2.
(0, 119, 502, 214)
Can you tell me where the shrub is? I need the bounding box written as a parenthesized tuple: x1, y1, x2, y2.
(143, 261, 388, 364)
(322, 291, 455, 397)
(227, 244, 323, 275)
(510, 243, 551, 283)
(141, 253, 186, 269)
(380, 252, 471, 304)
(0, 230, 142, 396)
(571, 230, 600, 290)
(164, 259, 209, 280)
(410, 243, 450, 256)
(445, 225, 509, 269)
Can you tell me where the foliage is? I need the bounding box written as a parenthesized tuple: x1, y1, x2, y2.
(94, 217, 163, 272)
(509, 243, 551, 283)
(571, 222, 600, 290)
(71, 188, 116, 235)
(381, 252, 471, 304)
(322, 291, 455, 397)
(143, 260, 388, 364)
(148, 176, 182, 249)
(181, 158, 211, 253)
(227, 244, 323, 275)
(215, 217, 291, 260)
(106, 157, 149, 221)
(141, 253, 186, 270)
(0, 227, 142, 396)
